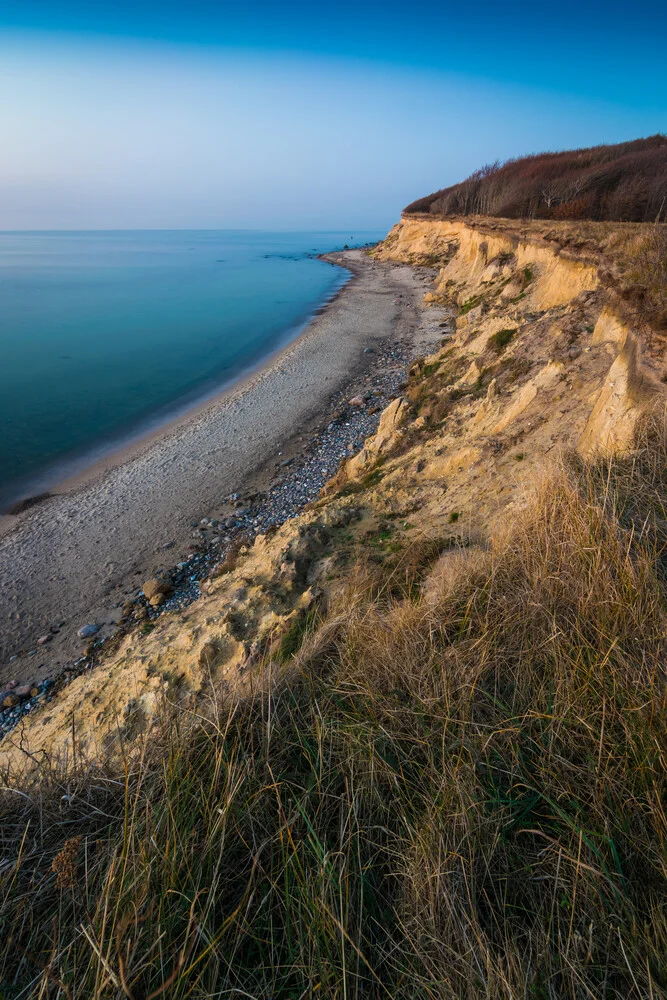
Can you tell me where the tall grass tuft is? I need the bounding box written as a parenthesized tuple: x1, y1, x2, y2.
(2, 425, 667, 997)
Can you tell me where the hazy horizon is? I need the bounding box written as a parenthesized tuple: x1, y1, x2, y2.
(1, 1, 665, 230)
(0, 227, 378, 232)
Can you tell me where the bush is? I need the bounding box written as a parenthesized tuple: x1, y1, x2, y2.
(627, 224, 667, 329)
(488, 328, 517, 353)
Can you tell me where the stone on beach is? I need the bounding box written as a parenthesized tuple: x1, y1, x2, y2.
(348, 396, 365, 407)
(142, 578, 172, 601)
(77, 623, 100, 638)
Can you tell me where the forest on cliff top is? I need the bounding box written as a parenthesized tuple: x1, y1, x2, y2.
(405, 135, 667, 222)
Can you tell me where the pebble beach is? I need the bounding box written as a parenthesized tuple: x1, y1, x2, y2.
(0, 249, 450, 733)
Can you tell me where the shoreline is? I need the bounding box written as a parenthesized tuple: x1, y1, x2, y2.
(0, 250, 447, 688)
(0, 260, 352, 519)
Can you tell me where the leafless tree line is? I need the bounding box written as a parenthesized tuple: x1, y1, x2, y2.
(405, 135, 667, 222)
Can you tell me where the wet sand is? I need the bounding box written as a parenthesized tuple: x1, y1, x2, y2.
(0, 251, 439, 682)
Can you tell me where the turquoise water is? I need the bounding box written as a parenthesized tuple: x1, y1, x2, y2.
(0, 230, 382, 508)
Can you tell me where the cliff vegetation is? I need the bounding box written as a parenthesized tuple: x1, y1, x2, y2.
(405, 135, 667, 223)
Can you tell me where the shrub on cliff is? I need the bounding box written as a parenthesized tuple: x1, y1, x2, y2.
(627, 224, 667, 329)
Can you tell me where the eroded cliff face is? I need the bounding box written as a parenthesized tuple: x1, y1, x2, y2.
(4, 216, 665, 773)
(373, 215, 665, 457)
(378, 215, 599, 308)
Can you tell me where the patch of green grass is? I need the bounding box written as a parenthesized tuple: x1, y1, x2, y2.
(449, 511, 460, 523)
(459, 293, 485, 315)
(415, 359, 442, 378)
(337, 479, 365, 496)
(360, 466, 386, 489)
(365, 521, 402, 561)
(278, 607, 320, 662)
(488, 328, 517, 354)
(474, 365, 490, 391)
(502, 356, 533, 382)
(514, 452, 525, 461)
(337, 459, 387, 497)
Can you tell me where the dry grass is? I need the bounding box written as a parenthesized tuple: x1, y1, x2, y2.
(2, 425, 667, 998)
(625, 225, 667, 329)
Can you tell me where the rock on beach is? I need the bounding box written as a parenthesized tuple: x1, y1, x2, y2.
(142, 578, 173, 601)
(77, 623, 100, 639)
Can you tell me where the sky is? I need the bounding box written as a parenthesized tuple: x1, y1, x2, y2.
(1, 0, 665, 230)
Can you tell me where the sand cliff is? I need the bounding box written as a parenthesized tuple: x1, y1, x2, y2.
(3, 216, 665, 772)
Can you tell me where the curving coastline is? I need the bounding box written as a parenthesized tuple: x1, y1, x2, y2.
(0, 258, 351, 516)
(0, 249, 444, 682)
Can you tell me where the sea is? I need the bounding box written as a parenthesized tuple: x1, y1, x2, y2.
(0, 229, 384, 510)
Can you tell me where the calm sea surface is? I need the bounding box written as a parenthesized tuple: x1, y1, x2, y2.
(0, 230, 383, 508)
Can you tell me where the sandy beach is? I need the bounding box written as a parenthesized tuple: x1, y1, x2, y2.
(0, 250, 443, 684)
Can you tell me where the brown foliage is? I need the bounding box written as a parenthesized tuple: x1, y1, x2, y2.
(627, 225, 667, 328)
(406, 135, 667, 223)
(51, 835, 83, 889)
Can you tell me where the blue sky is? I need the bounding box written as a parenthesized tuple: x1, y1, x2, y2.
(1, 0, 665, 229)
